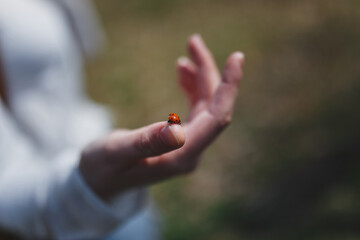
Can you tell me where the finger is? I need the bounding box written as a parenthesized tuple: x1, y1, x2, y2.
(182, 52, 245, 155)
(177, 56, 208, 121)
(187, 34, 221, 99)
(209, 51, 244, 118)
(177, 56, 198, 106)
(106, 122, 185, 161)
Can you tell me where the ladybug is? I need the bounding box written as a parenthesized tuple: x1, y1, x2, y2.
(168, 113, 181, 125)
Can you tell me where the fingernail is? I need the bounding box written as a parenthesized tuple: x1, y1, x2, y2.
(177, 56, 189, 66)
(234, 51, 245, 66)
(191, 33, 202, 42)
(234, 51, 244, 59)
(160, 124, 183, 147)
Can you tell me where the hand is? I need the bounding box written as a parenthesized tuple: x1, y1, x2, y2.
(79, 34, 244, 200)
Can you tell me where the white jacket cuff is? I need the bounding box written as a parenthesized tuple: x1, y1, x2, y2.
(44, 151, 148, 240)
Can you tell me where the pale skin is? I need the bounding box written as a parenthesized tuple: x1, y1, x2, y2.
(79, 34, 245, 200)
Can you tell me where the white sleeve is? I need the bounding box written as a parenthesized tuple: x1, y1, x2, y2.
(0, 103, 148, 240)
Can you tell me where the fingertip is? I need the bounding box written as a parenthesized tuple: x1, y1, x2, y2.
(188, 33, 201, 42)
(177, 56, 197, 74)
(222, 51, 245, 84)
(231, 51, 245, 67)
(187, 34, 203, 61)
(177, 56, 190, 68)
(160, 124, 185, 148)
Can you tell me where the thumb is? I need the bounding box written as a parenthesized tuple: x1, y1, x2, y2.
(107, 122, 185, 160)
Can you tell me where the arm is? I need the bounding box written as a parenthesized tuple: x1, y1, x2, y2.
(0, 34, 244, 239)
(0, 54, 150, 239)
(0, 101, 150, 239)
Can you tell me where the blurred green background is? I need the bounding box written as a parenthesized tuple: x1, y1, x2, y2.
(87, 0, 360, 239)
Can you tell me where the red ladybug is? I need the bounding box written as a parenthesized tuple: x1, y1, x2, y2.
(168, 113, 181, 124)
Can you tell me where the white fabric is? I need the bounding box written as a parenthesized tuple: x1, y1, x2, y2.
(0, 0, 148, 239)
(54, 0, 106, 58)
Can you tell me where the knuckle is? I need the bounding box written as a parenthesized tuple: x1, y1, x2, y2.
(103, 141, 120, 162)
(216, 114, 232, 128)
(135, 134, 151, 156)
(104, 140, 119, 154)
(209, 108, 233, 129)
(134, 132, 161, 157)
